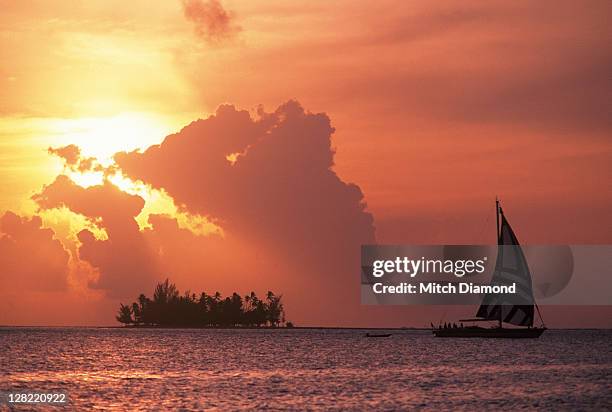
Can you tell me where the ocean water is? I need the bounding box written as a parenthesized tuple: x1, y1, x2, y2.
(1, 328, 610, 411)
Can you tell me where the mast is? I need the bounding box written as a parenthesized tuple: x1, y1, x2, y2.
(496, 197, 502, 329)
(495, 197, 500, 242)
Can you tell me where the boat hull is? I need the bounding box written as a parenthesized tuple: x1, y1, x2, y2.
(433, 327, 545, 339)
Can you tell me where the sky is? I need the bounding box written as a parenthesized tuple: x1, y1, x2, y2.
(0, 0, 610, 327)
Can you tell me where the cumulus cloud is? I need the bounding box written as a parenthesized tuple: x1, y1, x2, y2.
(181, 0, 240, 44)
(0, 211, 70, 291)
(22, 101, 379, 325)
(116, 101, 376, 324)
(33, 175, 162, 298)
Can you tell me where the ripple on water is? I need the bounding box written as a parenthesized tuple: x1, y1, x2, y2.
(1, 328, 611, 410)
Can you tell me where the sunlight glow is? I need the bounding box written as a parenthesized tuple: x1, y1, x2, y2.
(42, 111, 222, 239)
(66, 170, 105, 188)
(226, 153, 239, 165)
(107, 172, 223, 236)
(51, 112, 177, 165)
(61, 169, 223, 238)
(38, 206, 109, 245)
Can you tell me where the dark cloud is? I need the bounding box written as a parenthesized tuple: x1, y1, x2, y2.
(180, 0, 240, 44)
(48, 144, 103, 173)
(48, 144, 81, 167)
(0, 211, 70, 291)
(116, 101, 376, 324)
(33, 175, 162, 298)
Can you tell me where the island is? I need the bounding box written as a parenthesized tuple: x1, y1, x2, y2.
(116, 279, 291, 327)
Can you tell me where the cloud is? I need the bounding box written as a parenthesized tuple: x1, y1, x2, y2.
(48, 144, 81, 166)
(48, 144, 103, 172)
(33, 175, 162, 298)
(191, 1, 610, 135)
(180, 0, 240, 44)
(116, 101, 376, 324)
(0, 211, 70, 291)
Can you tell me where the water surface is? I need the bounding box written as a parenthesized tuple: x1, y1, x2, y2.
(1, 328, 610, 410)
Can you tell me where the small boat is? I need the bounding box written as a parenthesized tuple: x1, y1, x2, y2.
(433, 199, 546, 339)
(366, 333, 392, 338)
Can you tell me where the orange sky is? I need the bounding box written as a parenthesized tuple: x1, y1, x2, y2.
(0, 1, 610, 327)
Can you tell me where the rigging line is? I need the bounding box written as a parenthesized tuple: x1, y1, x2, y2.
(535, 303, 546, 327)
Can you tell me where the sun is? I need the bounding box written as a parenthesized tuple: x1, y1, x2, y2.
(51, 112, 180, 165)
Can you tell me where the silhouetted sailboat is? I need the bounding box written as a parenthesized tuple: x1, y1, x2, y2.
(433, 199, 546, 338)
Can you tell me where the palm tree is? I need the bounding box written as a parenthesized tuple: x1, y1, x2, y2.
(266, 291, 284, 327)
(153, 279, 179, 304)
(116, 304, 133, 325)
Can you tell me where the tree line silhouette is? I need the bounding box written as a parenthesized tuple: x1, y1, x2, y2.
(116, 279, 289, 327)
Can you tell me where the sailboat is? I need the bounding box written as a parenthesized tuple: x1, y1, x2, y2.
(433, 199, 546, 338)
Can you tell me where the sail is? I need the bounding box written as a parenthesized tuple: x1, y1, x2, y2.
(476, 209, 535, 326)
